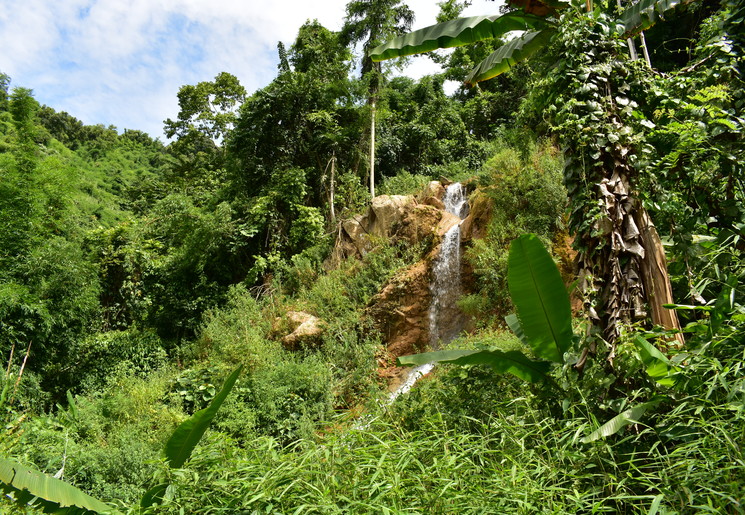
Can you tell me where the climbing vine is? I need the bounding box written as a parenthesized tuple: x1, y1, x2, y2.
(531, 12, 682, 355)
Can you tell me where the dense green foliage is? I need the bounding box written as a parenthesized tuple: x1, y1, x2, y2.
(1, 0, 743, 512)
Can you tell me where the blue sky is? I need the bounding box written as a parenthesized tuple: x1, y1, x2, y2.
(0, 0, 497, 140)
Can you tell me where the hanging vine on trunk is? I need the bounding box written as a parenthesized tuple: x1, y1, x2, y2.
(535, 12, 684, 358)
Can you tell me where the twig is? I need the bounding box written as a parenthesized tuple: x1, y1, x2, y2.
(10, 341, 32, 405)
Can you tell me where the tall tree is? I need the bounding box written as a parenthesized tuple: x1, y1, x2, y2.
(341, 0, 414, 197)
(163, 72, 246, 198)
(164, 72, 246, 143)
(229, 21, 356, 262)
(0, 72, 10, 111)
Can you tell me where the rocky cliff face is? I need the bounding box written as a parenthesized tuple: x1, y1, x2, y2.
(333, 194, 443, 260)
(332, 181, 483, 389)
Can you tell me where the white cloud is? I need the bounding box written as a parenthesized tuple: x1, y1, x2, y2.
(0, 0, 502, 138)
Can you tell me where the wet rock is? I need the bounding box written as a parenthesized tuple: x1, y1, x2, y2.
(460, 189, 492, 242)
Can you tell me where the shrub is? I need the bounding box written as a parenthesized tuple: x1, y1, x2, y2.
(67, 329, 168, 394)
(377, 171, 431, 197)
(465, 138, 566, 318)
(194, 285, 280, 372)
(247, 357, 333, 445)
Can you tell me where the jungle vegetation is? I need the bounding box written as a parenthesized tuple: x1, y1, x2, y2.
(0, 0, 743, 512)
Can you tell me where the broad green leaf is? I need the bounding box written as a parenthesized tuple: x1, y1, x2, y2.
(451, 349, 552, 383)
(398, 349, 551, 383)
(0, 458, 116, 513)
(616, 0, 696, 35)
(141, 483, 169, 509)
(633, 335, 670, 365)
(632, 335, 681, 387)
(370, 12, 548, 62)
(662, 303, 713, 311)
(507, 234, 573, 364)
(66, 390, 79, 423)
(164, 365, 242, 469)
(398, 348, 481, 367)
(581, 397, 666, 443)
(466, 29, 556, 84)
(505, 313, 528, 346)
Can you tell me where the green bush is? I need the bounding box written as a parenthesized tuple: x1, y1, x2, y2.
(465, 139, 566, 318)
(320, 314, 381, 409)
(67, 329, 168, 394)
(247, 357, 333, 445)
(377, 171, 431, 197)
(194, 285, 280, 372)
(167, 366, 220, 414)
(279, 240, 332, 296)
(12, 369, 182, 507)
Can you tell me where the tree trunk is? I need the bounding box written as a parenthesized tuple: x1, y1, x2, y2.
(634, 206, 685, 348)
(616, 0, 639, 61)
(369, 101, 376, 198)
(329, 152, 336, 223)
(639, 31, 652, 68)
(578, 165, 684, 358)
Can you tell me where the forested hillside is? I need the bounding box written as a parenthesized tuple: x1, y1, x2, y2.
(1, 0, 743, 512)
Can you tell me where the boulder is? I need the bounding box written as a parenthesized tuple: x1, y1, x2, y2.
(277, 311, 325, 350)
(436, 211, 462, 237)
(421, 180, 446, 200)
(460, 189, 492, 242)
(335, 195, 444, 262)
(395, 204, 442, 245)
(422, 196, 445, 210)
(342, 215, 372, 255)
(368, 195, 414, 238)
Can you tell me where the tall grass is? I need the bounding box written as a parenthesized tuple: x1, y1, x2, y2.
(144, 353, 744, 514)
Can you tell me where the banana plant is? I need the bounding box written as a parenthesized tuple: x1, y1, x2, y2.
(0, 458, 118, 514)
(370, 0, 697, 85)
(0, 366, 242, 513)
(398, 233, 573, 384)
(141, 365, 243, 508)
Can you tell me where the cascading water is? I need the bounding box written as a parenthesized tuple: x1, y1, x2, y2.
(428, 182, 469, 348)
(390, 182, 469, 401)
(442, 182, 470, 219)
(428, 224, 463, 347)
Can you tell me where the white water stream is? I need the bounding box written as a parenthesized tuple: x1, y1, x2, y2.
(352, 184, 469, 429)
(390, 183, 469, 400)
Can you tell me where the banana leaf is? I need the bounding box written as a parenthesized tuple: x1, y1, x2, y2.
(398, 348, 551, 383)
(466, 29, 555, 84)
(165, 365, 242, 469)
(581, 396, 666, 443)
(0, 458, 116, 514)
(632, 335, 682, 388)
(507, 234, 573, 364)
(616, 0, 696, 35)
(505, 313, 528, 346)
(370, 12, 548, 62)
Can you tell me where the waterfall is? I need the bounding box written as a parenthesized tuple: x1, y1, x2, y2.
(442, 182, 470, 219)
(388, 183, 468, 402)
(428, 182, 468, 348)
(428, 223, 462, 347)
